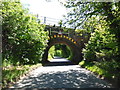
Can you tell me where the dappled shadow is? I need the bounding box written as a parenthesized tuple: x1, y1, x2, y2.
(42, 61, 75, 66)
(11, 65, 112, 88)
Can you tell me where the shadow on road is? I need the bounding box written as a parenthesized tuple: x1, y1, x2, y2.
(42, 56, 76, 66)
(12, 66, 112, 88)
(42, 62, 75, 66)
(11, 57, 112, 88)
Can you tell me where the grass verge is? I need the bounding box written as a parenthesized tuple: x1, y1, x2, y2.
(79, 60, 120, 87)
(79, 60, 120, 79)
(2, 63, 42, 88)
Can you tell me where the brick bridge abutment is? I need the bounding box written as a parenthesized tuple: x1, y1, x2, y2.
(42, 35, 84, 64)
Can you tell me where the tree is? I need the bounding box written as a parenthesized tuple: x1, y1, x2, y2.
(82, 16, 118, 61)
(64, 1, 120, 29)
(63, 1, 120, 61)
(2, 1, 48, 65)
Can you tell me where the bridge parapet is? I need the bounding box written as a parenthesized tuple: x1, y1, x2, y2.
(42, 25, 90, 64)
(44, 25, 90, 48)
(41, 17, 90, 64)
(45, 25, 73, 36)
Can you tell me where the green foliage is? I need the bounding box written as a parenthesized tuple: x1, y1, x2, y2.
(2, 66, 28, 88)
(96, 60, 120, 77)
(64, 1, 120, 30)
(54, 44, 72, 59)
(75, 29, 88, 37)
(82, 16, 118, 61)
(55, 50, 62, 57)
(61, 45, 71, 58)
(63, 1, 92, 28)
(80, 16, 120, 80)
(54, 44, 63, 57)
(2, 1, 48, 65)
(2, 64, 42, 88)
(48, 44, 72, 60)
(79, 60, 120, 78)
(64, 1, 120, 60)
(48, 46, 55, 60)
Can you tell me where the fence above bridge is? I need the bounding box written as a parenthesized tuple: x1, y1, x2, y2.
(38, 16, 61, 26)
(37, 15, 90, 46)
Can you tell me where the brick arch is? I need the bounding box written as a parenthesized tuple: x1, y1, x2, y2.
(42, 35, 83, 64)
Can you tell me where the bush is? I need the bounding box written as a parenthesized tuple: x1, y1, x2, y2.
(55, 50, 62, 57)
(2, 1, 48, 65)
(81, 16, 120, 80)
(54, 44, 72, 59)
(79, 60, 120, 78)
(48, 46, 55, 60)
(82, 16, 118, 62)
(61, 45, 71, 58)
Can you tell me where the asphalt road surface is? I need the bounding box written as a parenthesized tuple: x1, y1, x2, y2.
(11, 57, 112, 88)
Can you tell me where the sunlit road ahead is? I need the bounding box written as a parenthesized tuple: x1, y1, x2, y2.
(11, 57, 112, 88)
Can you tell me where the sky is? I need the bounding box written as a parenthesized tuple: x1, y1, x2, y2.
(21, 0, 67, 25)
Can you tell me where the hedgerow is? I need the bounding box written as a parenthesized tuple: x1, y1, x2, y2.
(2, 1, 48, 65)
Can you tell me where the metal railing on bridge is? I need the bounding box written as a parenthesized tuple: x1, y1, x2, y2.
(36, 16, 80, 39)
(36, 16, 90, 47)
(38, 16, 61, 26)
(36, 16, 69, 36)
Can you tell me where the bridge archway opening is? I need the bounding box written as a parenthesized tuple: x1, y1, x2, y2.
(48, 43, 73, 62)
(42, 35, 83, 64)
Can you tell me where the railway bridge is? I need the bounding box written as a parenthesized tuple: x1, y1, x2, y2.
(42, 25, 89, 64)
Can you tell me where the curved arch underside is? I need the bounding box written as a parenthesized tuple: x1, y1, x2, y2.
(42, 35, 83, 64)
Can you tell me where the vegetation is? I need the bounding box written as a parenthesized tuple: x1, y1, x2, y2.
(82, 16, 118, 61)
(79, 60, 120, 79)
(48, 44, 72, 60)
(1, 0, 120, 88)
(2, 1, 48, 65)
(48, 46, 55, 60)
(2, 0, 48, 88)
(64, 0, 120, 86)
(54, 44, 71, 58)
(64, 1, 120, 56)
(2, 64, 42, 88)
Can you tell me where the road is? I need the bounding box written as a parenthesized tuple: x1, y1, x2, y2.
(11, 57, 112, 88)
